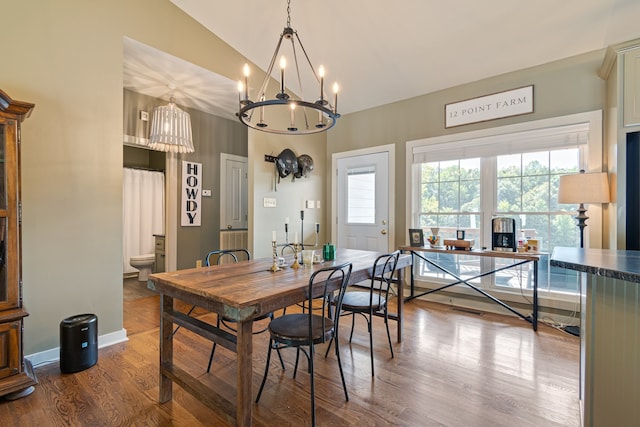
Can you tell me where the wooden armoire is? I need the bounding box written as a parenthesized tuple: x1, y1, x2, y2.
(0, 89, 37, 399)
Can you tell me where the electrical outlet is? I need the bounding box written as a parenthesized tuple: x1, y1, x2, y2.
(140, 110, 149, 121)
(316, 200, 321, 209)
(202, 189, 212, 197)
(196, 260, 202, 268)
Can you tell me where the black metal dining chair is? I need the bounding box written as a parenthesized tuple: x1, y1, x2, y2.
(255, 262, 352, 427)
(203, 249, 283, 373)
(325, 250, 400, 376)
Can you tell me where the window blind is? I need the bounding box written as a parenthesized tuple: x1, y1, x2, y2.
(412, 122, 589, 164)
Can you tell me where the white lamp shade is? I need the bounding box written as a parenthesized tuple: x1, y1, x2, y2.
(149, 102, 194, 153)
(558, 172, 610, 204)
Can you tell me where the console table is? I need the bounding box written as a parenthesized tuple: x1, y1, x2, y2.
(399, 246, 540, 331)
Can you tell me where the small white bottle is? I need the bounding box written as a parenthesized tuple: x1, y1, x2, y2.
(518, 230, 527, 251)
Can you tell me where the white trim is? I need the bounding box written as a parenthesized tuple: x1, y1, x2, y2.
(25, 329, 128, 368)
(220, 153, 249, 230)
(331, 144, 396, 252)
(165, 153, 178, 271)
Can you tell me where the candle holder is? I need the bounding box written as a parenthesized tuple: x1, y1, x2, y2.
(269, 240, 281, 272)
(290, 243, 301, 269)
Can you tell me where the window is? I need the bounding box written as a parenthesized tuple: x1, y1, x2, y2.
(347, 167, 376, 224)
(420, 158, 481, 241)
(408, 112, 602, 301)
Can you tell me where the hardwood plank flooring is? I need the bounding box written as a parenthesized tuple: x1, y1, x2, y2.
(0, 277, 580, 426)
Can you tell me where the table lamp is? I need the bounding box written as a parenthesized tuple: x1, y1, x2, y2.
(558, 170, 610, 248)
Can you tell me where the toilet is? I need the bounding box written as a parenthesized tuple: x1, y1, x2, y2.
(129, 254, 155, 282)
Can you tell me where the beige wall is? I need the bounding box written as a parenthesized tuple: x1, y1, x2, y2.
(248, 131, 327, 259)
(0, 0, 621, 357)
(327, 50, 608, 248)
(3, 0, 248, 354)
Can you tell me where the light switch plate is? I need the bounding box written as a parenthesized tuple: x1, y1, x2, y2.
(264, 197, 277, 208)
(202, 189, 212, 197)
(140, 110, 149, 121)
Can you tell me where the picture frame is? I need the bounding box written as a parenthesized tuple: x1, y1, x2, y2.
(456, 229, 465, 240)
(409, 229, 424, 247)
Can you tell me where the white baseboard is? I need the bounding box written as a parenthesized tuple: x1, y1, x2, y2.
(25, 328, 129, 369)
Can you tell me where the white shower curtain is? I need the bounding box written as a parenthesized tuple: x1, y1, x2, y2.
(123, 167, 165, 274)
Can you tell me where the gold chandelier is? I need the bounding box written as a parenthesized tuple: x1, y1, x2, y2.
(237, 0, 340, 135)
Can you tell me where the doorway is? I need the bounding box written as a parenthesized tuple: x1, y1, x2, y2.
(332, 145, 395, 252)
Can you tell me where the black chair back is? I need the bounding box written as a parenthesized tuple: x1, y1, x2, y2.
(305, 262, 353, 344)
(370, 250, 401, 303)
(205, 248, 251, 266)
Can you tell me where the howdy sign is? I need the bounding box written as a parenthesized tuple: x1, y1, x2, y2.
(445, 85, 534, 128)
(182, 161, 202, 226)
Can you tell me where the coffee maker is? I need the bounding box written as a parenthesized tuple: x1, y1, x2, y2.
(492, 217, 516, 252)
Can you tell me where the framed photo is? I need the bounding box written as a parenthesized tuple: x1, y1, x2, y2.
(456, 230, 465, 240)
(409, 229, 424, 247)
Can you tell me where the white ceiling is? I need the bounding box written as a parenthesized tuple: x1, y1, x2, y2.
(124, 0, 640, 120)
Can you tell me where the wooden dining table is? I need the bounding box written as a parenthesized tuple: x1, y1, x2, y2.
(147, 248, 412, 427)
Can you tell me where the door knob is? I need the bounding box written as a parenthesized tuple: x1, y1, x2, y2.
(381, 229, 387, 235)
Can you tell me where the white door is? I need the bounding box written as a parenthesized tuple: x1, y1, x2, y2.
(220, 154, 248, 230)
(335, 150, 392, 252)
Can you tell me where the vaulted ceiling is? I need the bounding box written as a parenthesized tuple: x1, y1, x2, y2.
(123, 0, 640, 120)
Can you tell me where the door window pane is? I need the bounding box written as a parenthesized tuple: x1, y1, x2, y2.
(347, 169, 375, 224)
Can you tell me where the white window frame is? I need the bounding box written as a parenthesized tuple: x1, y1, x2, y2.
(405, 111, 603, 310)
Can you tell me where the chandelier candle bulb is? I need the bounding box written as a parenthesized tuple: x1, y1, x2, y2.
(288, 103, 297, 131)
(294, 232, 298, 244)
(272, 230, 277, 242)
(333, 83, 339, 113)
(280, 56, 286, 94)
(259, 96, 265, 123)
(243, 63, 250, 100)
(319, 65, 325, 102)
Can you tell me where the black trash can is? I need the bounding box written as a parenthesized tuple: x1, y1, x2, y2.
(60, 314, 98, 373)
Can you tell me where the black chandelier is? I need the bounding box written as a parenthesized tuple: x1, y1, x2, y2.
(237, 0, 340, 135)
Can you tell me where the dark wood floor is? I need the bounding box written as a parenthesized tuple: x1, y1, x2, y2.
(0, 277, 580, 426)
